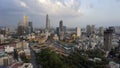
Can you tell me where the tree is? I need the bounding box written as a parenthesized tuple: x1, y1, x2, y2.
(20, 53, 30, 63)
(35, 48, 109, 68)
(35, 48, 65, 68)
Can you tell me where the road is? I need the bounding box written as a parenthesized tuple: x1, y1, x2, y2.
(29, 43, 39, 68)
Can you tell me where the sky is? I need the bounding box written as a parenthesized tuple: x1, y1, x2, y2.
(0, 0, 120, 28)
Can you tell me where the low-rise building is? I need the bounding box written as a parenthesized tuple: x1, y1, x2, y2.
(19, 63, 33, 68)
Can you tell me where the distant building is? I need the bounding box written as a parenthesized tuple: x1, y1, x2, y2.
(109, 26, 115, 33)
(0, 56, 13, 66)
(24, 16, 28, 27)
(104, 28, 113, 51)
(59, 31, 64, 40)
(86, 25, 91, 36)
(28, 22, 33, 33)
(63, 26, 67, 34)
(114, 26, 120, 34)
(23, 16, 30, 34)
(76, 27, 81, 37)
(53, 34, 59, 41)
(17, 23, 24, 36)
(56, 27, 59, 36)
(91, 25, 96, 34)
(0, 27, 6, 36)
(86, 25, 96, 37)
(0, 34, 5, 44)
(119, 40, 120, 46)
(59, 20, 64, 40)
(99, 27, 104, 36)
(59, 20, 63, 31)
(46, 14, 50, 32)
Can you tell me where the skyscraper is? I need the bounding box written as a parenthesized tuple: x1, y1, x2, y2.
(17, 22, 24, 36)
(76, 27, 81, 37)
(99, 27, 104, 36)
(23, 16, 30, 34)
(86, 25, 96, 37)
(59, 20, 64, 40)
(59, 20, 63, 31)
(104, 28, 113, 51)
(28, 22, 33, 33)
(56, 27, 59, 36)
(86, 25, 91, 37)
(63, 26, 66, 34)
(91, 25, 95, 34)
(24, 16, 28, 27)
(46, 14, 50, 31)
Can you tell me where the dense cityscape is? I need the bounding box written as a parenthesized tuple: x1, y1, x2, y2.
(0, 0, 120, 68)
(0, 14, 120, 68)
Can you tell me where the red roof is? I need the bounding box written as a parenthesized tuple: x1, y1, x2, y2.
(9, 62, 22, 68)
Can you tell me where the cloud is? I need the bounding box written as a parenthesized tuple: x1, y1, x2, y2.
(20, 1, 27, 8)
(0, 0, 120, 27)
(36, 0, 82, 16)
(0, 0, 82, 16)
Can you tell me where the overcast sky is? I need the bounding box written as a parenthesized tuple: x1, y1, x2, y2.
(0, 0, 120, 28)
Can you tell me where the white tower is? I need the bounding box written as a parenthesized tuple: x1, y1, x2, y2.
(76, 27, 81, 37)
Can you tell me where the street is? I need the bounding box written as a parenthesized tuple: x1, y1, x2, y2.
(30, 43, 39, 68)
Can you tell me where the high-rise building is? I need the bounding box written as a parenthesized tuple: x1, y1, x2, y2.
(59, 20, 63, 31)
(86, 25, 96, 37)
(76, 27, 81, 37)
(59, 20, 64, 40)
(56, 27, 59, 36)
(104, 29, 113, 51)
(17, 23, 24, 36)
(91, 25, 95, 34)
(63, 26, 67, 34)
(109, 26, 115, 33)
(24, 16, 28, 27)
(99, 27, 104, 36)
(46, 14, 50, 31)
(86, 25, 91, 36)
(23, 16, 30, 34)
(28, 22, 33, 33)
(0, 27, 6, 36)
(118, 40, 120, 50)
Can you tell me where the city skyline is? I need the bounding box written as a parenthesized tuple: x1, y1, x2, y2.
(0, 0, 120, 28)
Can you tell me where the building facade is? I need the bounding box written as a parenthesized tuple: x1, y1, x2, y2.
(76, 27, 81, 37)
(104, 29, 113, 51)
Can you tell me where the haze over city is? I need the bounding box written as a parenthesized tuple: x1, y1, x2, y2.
(0, 0, 120, 28)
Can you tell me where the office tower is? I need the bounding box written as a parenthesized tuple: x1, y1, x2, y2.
(109, 26, 115, 33)
(59, 20, 63, 31)
(46, 14, 50, 31)
(118, 40, 120, 50)
(63, 26, 67, 34)
(23, 16, 30, 34)
(17, 23, 24, 36)
(59, 20, 64, 40)
(24, 16, 28, 27)
(86, 25, 96, 37)
(91, 25, 95, 34)
(76, 27, 81, 37)
(86, 25, 91, 36)
(56, 27, 59, 36)
(104, 29, 113, 51)
(99, 27, 104, 36)
(0, 27, 6, 36)
(28, 22, 33, 33)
